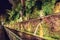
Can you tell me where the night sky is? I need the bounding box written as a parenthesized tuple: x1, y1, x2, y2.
(0, 0, 12, 15)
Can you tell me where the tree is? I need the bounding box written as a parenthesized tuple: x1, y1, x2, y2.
(42, 0, 56, 15)
(6, 0, 56, 23)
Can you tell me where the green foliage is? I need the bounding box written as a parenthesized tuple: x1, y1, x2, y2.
(25, 0, 35, 14)
(42, 0, 56, 15)
(6, 2, 22, 23)
(6, 10, 20, 23)
(11, 11, 20, 21)
(15, 3, 22, 12)
(42, 2, 53, 15)
(6, 0, 56, 23)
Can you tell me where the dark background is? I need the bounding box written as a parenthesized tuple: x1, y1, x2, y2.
(0, 0, 12, 15)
